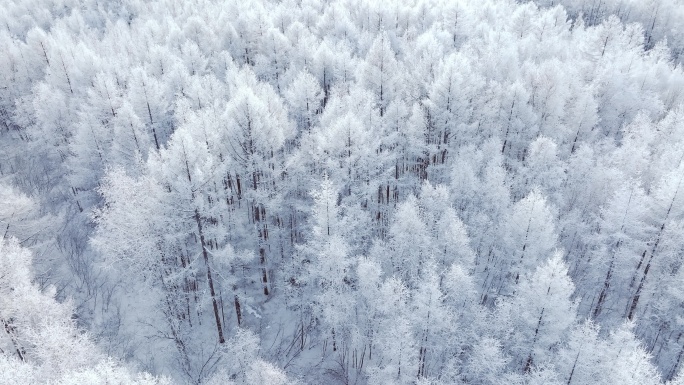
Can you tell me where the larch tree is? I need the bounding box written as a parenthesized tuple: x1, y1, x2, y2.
(359, 31, 400, 117)
(497, 254, 577, 372)
(284, 70, 324, 132)
(495, 188, 558, 296)
(0, 234, 167, 384)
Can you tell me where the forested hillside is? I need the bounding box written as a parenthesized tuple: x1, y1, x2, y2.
(1, 0, 684, 384)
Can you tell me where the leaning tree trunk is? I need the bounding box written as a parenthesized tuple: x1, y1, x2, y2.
(195, 208, 226, 344)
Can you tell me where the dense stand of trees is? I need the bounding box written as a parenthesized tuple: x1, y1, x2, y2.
(2, 0, 684, 384)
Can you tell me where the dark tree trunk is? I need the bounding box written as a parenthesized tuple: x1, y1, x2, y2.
(195, 208, 225, 344)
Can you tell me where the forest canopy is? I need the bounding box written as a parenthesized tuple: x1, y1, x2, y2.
(1, 0, 684, 384)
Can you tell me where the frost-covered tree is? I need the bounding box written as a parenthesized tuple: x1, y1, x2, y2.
(3, 0, 684, 383)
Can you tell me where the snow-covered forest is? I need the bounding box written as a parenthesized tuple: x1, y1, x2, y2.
(2, 0, 684, 383)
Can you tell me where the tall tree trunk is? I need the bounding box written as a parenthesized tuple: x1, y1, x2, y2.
(255, 203, 270, 296)
(627, 174, 682, 320)
(2, 318, 25, 361)
(195, 208, 225, 344)
(234, 292, 242, 326)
